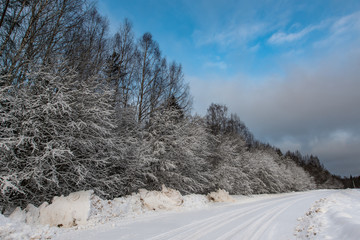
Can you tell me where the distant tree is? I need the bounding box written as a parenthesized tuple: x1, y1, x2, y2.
(206, 103, 228, 135)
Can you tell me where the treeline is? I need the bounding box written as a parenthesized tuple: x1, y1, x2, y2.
(0, 0, 190, 209)
(0, 0, 343, 211)
(341, 175, 360, 188)
(283, 151, 343, 188)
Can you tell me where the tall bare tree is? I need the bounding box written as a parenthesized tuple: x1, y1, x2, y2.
(135, 32, 161, 123)
(106, 19, 136, 109)
(0, 0, 84, 84)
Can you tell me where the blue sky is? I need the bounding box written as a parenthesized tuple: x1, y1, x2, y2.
(98, 0, 360, 78)
(98, 0, 360, 176)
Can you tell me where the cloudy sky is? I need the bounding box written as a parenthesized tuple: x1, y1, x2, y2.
(98, 0, 360, 176)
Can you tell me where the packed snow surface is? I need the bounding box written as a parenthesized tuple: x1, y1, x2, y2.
(1, 188, 360, 240)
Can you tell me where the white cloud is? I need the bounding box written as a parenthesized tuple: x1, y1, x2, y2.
(268, 24, 323, 44)
(313, 11, 360, 48)
(193, 22, 268, 48)
(203, 61, 228, 70)
(268, 11, 360, 46)
(331, 10, 360, 35)
(249, 43, 260, 52)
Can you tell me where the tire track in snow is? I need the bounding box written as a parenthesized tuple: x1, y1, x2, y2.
(147, 205, 251, 240)
(193, 195, 309, 240)
(178, 203, 273, 240)
(148, 201, 268, 240)
(149, 193, 314, 240)
(215, 192, 330, 240)
(221, 196, 307, 240)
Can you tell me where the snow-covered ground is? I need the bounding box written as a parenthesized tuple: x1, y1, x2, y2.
(1, 189, 360, 240)
(295, 189, 360, 239)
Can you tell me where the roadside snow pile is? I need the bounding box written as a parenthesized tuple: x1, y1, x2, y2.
(89, 192, 143, 225)
(39, 190, 92, 227)
(6, 186, 186, 228)
(207, 189, 236, 203)
(89, 185, 185, 224)
(9, 190, 93, 228)
(1, 190, 93, 239)
(295, 189, 360, 240)
(0, 187, 234, 239)
(0, 213, 57, 240)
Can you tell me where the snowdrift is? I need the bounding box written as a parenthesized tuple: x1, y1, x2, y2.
(10, 190, 93, 227)
(5, 186, 230, 229)
(89, 185, 186, 224)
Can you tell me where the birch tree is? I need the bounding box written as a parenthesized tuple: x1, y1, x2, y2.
(135, 32, 161, 123)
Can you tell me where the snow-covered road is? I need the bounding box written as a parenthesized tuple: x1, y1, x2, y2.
(56, 189, 349, 240)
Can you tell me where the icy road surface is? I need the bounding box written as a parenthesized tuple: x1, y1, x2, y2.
(55, 189, 360, 240)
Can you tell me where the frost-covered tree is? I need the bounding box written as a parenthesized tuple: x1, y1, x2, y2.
(211, 135, 252, 194)
(138, 107, 212, 194)
(0, 61, 121, 208)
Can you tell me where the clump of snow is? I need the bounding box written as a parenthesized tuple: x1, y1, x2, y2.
(207, 189, 236, 203)
(139, 185, 184, 211)
(9, 190, 93, 228)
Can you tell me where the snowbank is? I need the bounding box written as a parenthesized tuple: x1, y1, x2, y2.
(39, 190, 93, 227)
(0, 213, 57, 240)
(207, 189, 236, 203)
(1, 186, 237, 239)
(88, 185, 185, 224)
(89, 192, 144, 224)
(9, 190, 93, 228)
(6, 185, 211, 229)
